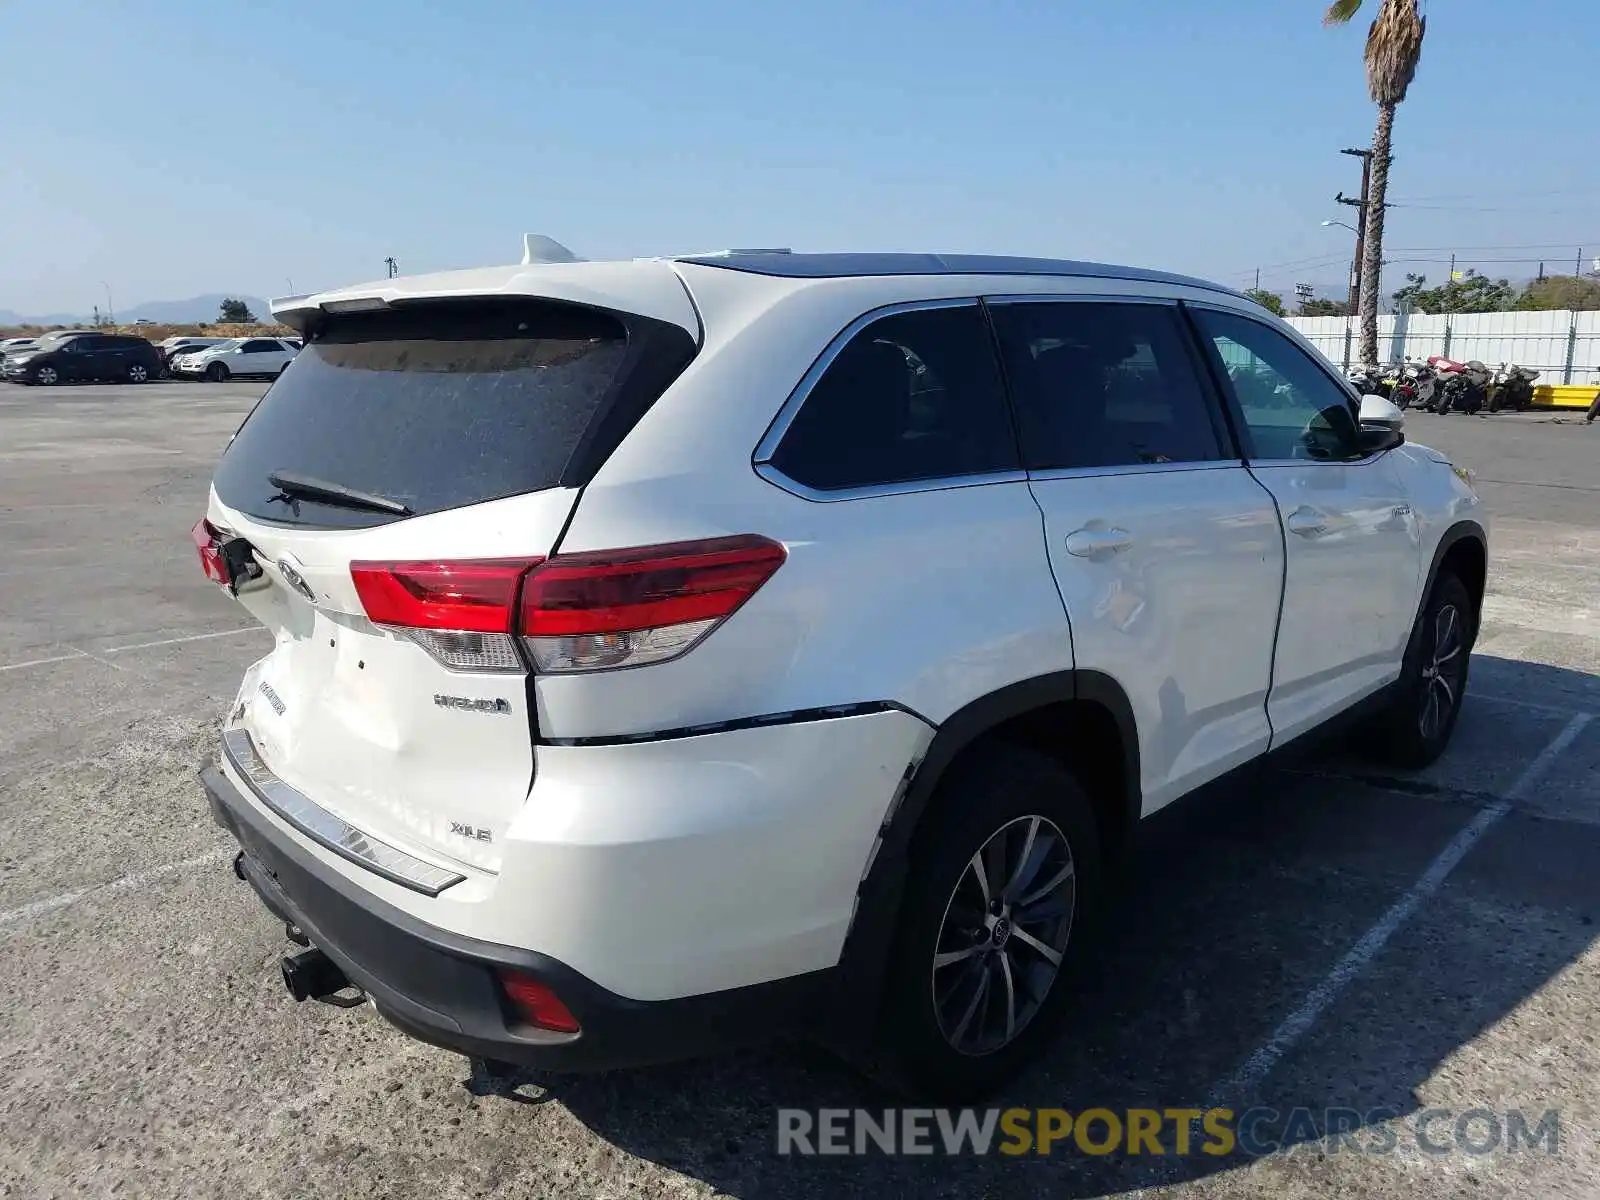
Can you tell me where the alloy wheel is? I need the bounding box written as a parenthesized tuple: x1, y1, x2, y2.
(1419, 602, 1465, 741)
(35, 366, 57, 385)
(931, 814, 1076, 1056)
(128, 364, 148, 383)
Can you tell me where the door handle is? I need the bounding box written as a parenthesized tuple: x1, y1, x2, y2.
(1064, 528, 1134, 558)
(1286, 506, 1329, 537)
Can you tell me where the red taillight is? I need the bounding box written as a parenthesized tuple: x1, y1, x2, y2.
(348, 536, 785, 674)
(519, 535, 786, 672)
(520, 535, 787, 635)
(191, 519, 232, 586)
(496, 969, 580, 1034)
(349, 559, 543, 633)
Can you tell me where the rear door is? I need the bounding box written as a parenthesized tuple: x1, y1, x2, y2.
(206, 297, 696, 873)
(988, 297, 1285, 814)
(1188, 305, 1424, 743)
(57, 337, 96, 380)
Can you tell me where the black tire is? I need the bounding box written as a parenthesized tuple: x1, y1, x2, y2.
(205, 361, 229, 382)
(1369, 572, 1474, 769)
(874, 744, 1102, 1101)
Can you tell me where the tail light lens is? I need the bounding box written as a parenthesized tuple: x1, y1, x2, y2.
(349, 536, 785, 675)
(519, 535, 787, 673)
(496, 969, 580, 1034)
(350, 559, 542, 673)
(191, 519, 232, 586)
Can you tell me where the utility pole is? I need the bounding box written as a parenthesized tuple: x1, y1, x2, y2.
(384, 256, 398, 279)
(1337, 146, 1373, 313)
(1578, 248, 1585, 278)
(1538, 262, 1545, 281)
(1449, 253, 1456, 281)
(1254, 268, 1261, 291)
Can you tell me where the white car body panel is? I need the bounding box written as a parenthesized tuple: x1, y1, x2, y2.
(208, 486, 581, 874)
(1026, 465, 1284, 814)
(1248, 453, 1424, 744)
(218, 704, 933, 999)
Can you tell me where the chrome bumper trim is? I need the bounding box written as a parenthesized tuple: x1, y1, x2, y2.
(220, 727, 466, 896)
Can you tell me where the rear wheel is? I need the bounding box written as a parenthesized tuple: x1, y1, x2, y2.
(205, 361, 229, 382)
(32, 365, 58, 386)
(875, 744, 1102, 1101)
(1370, 572, 1474, 768)
(127, 363, 149, 384)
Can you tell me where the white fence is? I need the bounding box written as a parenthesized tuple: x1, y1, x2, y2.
(1286, 309, 1600, 385)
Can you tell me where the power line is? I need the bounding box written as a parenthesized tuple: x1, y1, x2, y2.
(1387, 187, 1600, 204)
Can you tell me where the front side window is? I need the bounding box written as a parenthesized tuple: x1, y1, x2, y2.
(1191, 308, 1362, 462)
(990, 302, 1228, 471)
(766, 304, 1019, 492)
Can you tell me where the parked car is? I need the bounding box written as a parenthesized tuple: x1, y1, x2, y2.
(195, 248, 1489, 1100)
(174, 337, 299, 381)
(0, 337, 39, 361)
(159, 336, 230, 374)
(2, 333, 162, 385)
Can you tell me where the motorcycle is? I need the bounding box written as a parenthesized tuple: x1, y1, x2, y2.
(1421, 357, 1490, 414)
(1487, 364, 1539, 413)
(1388, 362, 1421, 409)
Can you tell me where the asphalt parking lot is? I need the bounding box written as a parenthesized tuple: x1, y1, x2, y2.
(2, 381, 1598, 1199)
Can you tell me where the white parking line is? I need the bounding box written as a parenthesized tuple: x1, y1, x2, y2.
(103, 627, 260, 654)
(0, 651, 85, 674)
(1215, 710, 1593, 1096)
(0, 627, 261, 672)
(0, 849, 232, 931)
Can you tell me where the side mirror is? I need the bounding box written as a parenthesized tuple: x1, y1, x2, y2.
(1358, 393, 1405, 452)
(1359, 393, 1405, 431)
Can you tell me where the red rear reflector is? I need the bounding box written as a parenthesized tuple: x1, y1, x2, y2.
(349, 559, 543, 633)
(191, 519, 232, 586)
(519, 535, 787, 637)
(496, 969, 581, 1034)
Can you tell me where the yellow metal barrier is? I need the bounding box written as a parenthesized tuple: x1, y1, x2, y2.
(1533, 384, 1599, 410)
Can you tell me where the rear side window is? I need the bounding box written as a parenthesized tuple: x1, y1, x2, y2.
(213, 299, 694, 528)
(765, 304, 1018, 492)
(991, 302, 1229, 471)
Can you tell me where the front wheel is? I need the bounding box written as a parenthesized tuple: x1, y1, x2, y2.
(1369, 572, 1474, 769)
(32, 365, 59, 386)
(127, 363, 149, 384)
(205, 361, 229, 382)
(875, 745, 1102, 1101)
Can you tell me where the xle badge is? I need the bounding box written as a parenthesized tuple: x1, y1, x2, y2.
(450, 822, 493, 843)
(434, 695, 513, 715)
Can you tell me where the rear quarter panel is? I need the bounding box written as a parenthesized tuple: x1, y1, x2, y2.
(539, 271, 1079, 738)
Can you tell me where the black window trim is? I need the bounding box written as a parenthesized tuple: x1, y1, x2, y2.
(751, 297, 1028, 504)
(982, 292, 1248, 481)
(1180, 299, 1381, 467)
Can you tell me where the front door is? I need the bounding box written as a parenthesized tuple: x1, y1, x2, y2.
(988, 297, 1285, 815)
(1188, 305, 1424, 745)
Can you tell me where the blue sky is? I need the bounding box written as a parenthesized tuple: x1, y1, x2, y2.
(1, 0, 1596, 315)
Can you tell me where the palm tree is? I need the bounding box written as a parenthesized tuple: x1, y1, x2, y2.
(1325, 0, 1427, 368)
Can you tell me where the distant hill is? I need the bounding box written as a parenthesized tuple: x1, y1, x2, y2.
(0, 294, 272, 326)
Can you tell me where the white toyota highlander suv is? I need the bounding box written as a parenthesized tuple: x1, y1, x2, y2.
(196, 246, 1487, 1100)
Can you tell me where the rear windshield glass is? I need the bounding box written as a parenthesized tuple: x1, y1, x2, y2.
(212, 300, 631, 528)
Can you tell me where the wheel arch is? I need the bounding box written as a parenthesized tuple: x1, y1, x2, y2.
(1423, 519, 1488, 642)
(822, 669, 1141, 1055)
